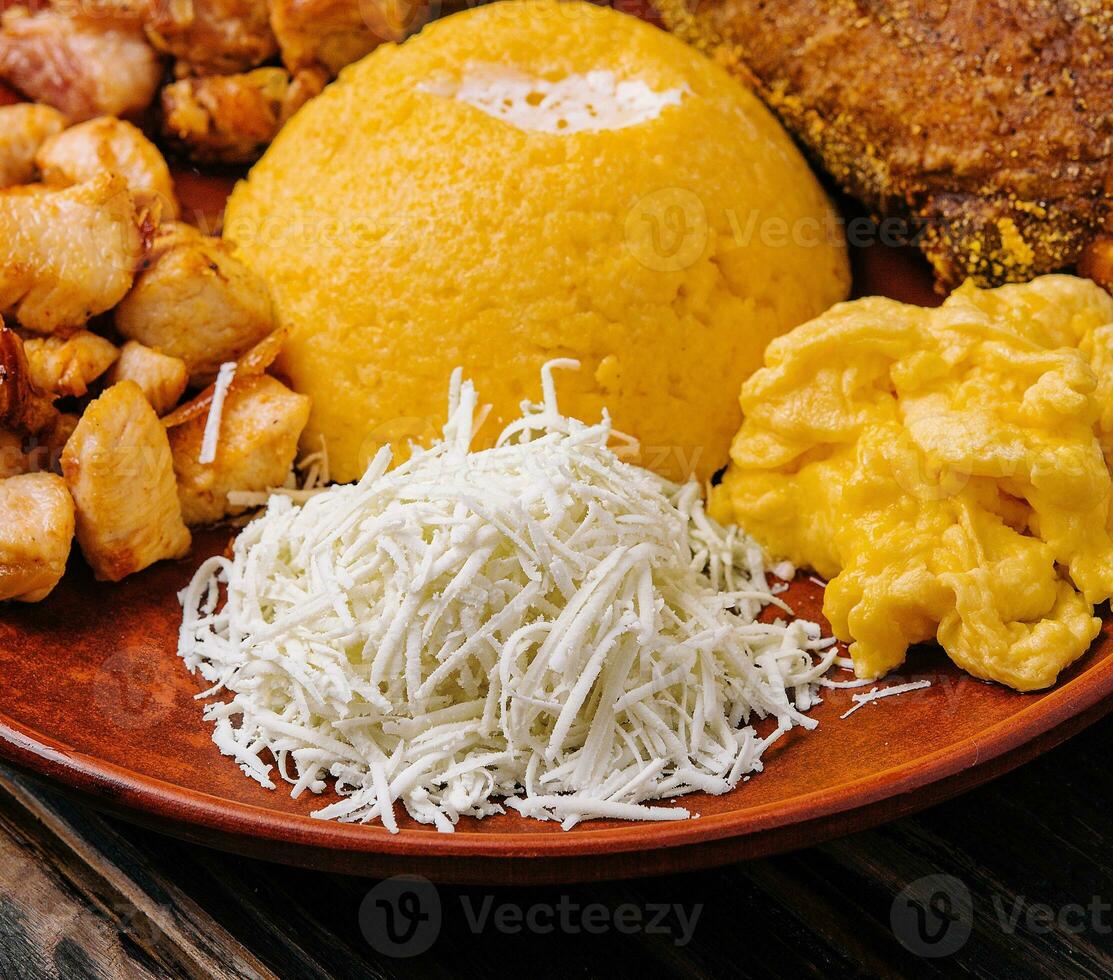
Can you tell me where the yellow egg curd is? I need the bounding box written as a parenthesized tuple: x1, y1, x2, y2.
(224, 0, 849, 484)
(711, 275, 1113, 691)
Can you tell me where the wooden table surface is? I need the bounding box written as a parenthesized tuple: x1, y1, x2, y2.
(2, 710, 1111, 980)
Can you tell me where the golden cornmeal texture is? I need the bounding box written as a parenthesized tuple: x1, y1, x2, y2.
(224, 0, 849, 483)
(711, 276, 1113, 692)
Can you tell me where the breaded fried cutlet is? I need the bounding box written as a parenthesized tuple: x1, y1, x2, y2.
(654, 0, 1113, 289)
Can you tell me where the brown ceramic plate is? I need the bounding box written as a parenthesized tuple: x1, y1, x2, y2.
(1, 157, 1111, 884)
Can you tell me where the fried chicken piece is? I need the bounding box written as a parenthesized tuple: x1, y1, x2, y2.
(0, 8, 162, 122)
(115, 221, 275, 384)
(0, 471, 74, 601)
(105, 340, 187, 416)
(141, 0, 275, 74)
(0, 174, 147, 335)
(0, 324, 57, 435)
(656, 0, 1113, 289)
(35, 116, 179, 220)
(269, 0, 423, 77)
(61, 380, 190, 580)
(167, 374, 309, 525)
(0, 103, 67, 188)
(22, 330, 119, 398)
(160, 65, 325, 164)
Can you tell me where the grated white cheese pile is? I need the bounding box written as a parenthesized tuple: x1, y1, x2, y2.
(178, 361, 836, 832)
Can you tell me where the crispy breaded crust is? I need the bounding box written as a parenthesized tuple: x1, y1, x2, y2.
(655, 0, 1113, 288)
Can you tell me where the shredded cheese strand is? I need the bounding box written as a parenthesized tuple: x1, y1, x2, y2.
(199, 362, 237, 466)
(178, 362, 835, 832)
(839, 680, 932, 719)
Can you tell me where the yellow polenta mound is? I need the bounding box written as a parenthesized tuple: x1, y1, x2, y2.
(224, 0, 850, 483)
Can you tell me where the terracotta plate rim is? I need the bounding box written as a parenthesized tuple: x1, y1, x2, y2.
(1, 646, 1111, 860)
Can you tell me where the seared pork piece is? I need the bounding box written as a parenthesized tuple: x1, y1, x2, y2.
(270, 0, 423, 77)
(160, 66, 324, 164)
(36, 116, 179, 220)
(0, 8, 162, 122)
(143, 0, 275, 75)
(115, 221, 275, 384)
(106, 340, 187, 416)
(0, 103, 67, 188)
(61, 381, 190, 581)
(656, 0, 1113, 289)
(22, 331, 119, 398)
(168, 374, 309, 525)
(0, 174, 147, 335)
(0, 325, 57, 436)
(0, 471, 74, 601)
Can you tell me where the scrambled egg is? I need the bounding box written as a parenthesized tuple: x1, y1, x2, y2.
(710, 275, 1113, 691)
(224, 0, 849, 484)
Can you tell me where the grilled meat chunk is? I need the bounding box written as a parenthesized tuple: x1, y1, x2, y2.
(61, 380, 190, 581)
(0, 8, 162, 122)
(22, 331, 119, 398)
(160, 66, 324, 164)
(36, 116, 179, 220)
(0, 471, 74, 602)
(105, 340, 188, 416)
(142, 0, 276, 75)
(0, 103, 67, 188)
(0, 174, 147, 335)
(269, 0, 423, 77)
(167, 374, 309, 525)
(115, 221, 275, 385)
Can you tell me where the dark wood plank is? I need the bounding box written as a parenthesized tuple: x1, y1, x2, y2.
(0, 774, 273, 980)
(3, 714, 1113, 978)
